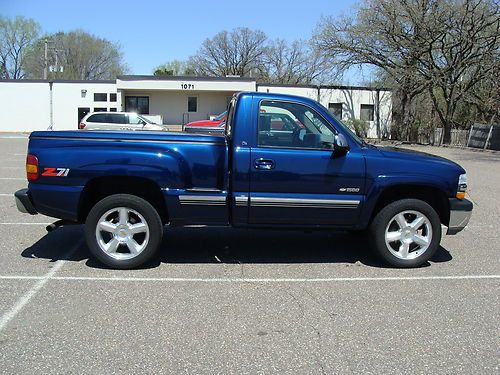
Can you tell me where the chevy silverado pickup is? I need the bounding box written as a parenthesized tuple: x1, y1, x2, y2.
(15, 92, 473, 269)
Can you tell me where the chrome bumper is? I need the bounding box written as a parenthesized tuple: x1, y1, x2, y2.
(447, 198, 473, 235)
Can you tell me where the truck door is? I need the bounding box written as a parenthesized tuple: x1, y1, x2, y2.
(248, 99, 365, 226)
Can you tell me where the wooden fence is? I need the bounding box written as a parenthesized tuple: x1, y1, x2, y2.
(421, 124, 499, 150)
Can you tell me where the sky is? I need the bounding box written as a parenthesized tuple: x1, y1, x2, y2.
(0, 0, 365, 82)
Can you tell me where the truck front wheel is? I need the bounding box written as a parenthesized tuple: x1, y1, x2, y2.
(370, 199, 442, 268)
(85, 194, 163, 269)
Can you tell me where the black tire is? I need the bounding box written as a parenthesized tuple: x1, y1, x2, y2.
(370, 199, 442, 268)
(85, 194, 163, 269)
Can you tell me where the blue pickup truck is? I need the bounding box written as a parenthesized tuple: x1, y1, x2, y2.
(15, 92, 472, 269)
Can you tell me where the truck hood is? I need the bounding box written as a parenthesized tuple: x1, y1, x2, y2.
(376, 146, 465, 172)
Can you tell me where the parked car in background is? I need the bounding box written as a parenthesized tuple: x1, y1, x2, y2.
(184, 111, 227, 130)
(79, 112, 166, 131)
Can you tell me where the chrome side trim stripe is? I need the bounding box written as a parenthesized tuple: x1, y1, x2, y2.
(250, 197, 360, 209)
(234, 196, 248, 206)
(179, 195, 226, 206)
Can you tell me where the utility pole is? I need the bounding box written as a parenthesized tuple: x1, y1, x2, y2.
(43, 39, 48, 80)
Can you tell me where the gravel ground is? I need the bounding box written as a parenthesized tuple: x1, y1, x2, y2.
(0, 135, 498, 374)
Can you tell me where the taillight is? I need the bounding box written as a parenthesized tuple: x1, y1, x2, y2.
(26, 154, 39, 181)
(79, 122, 86, 129)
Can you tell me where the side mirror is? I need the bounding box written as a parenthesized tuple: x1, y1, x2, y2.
(334, 134, 350, 154)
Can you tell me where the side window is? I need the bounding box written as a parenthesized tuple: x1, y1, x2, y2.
(258, 101, 335, 149)
(107, 114, 126, 124)
(128, 114, 143, 125)
(87, 114, 105, 123)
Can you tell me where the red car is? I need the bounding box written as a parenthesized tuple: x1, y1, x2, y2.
(184, 111, 227, 128)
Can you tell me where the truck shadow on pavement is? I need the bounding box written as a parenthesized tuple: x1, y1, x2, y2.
(21, 224, 453, 269)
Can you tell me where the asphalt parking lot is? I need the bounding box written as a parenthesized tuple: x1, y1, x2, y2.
(0, 134, 498, 374)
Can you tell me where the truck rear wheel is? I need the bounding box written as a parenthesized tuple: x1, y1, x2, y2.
(85, 194, 163, 269)
(370, 199, 441, 268)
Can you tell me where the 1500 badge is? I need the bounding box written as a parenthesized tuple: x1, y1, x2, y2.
(42, 168, 70, 177)
(339, 187, 360, 193)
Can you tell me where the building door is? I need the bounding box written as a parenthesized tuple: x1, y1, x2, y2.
(77, 107, 90, 128)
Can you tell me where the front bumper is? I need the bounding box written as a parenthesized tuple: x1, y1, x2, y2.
(447, 198, 472, 235)
(14, 189, 38, 215)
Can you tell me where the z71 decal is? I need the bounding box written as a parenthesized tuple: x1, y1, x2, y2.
(42, 167, 70, 177)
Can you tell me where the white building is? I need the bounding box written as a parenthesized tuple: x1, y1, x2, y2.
(0, 76, 392, 138)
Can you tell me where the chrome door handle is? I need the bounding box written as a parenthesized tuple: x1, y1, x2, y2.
(254, 158, 275, 170)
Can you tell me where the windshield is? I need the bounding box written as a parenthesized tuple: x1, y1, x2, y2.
(214, 111, 227, 121)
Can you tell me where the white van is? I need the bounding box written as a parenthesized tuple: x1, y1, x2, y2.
(79, 112, 166, 131)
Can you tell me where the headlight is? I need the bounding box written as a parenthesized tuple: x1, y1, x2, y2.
(457, 173, 467, 199)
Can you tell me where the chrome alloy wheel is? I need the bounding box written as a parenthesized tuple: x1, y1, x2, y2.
(384, 210, 433, 260)
(95, 207, 150, 260)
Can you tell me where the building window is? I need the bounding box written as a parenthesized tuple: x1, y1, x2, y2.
(94, 93, 107, 102)
(109, 107, 117, 112)
(94, 107, 107, 112)
(328, 103, 343, 119)
(110, 93, 117, 102)
(125, 96, 149, 114)
(360, 104, 374, 121)
(188, 96, 198, 112)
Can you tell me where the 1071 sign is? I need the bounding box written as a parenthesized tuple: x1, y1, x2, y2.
(181, 83, 195, 90)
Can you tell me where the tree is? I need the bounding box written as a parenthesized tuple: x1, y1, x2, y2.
(0, 16, 40, 79)
(314, 0, 500, 143)
(419, 0, 499, 141)
(314, 0, 431, 140)
(24, 30, 128, 80)
(153, 60, 193, 76)
(261, 39, 335, 84)
(188, 27, 267, 77)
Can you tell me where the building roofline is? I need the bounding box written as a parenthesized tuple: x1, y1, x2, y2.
(0, 79, 115, 84)
(117, 75, 256, 82)
(257, 82, 391, 91)
(0, 77, 391, 91)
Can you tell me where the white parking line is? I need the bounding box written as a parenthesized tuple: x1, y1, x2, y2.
(0, 274, 498, 283)
(0, 194, 13, 196)
(0, 223, 52, 225)
(0, 240, 83, 332)
(0, 178, 25, 180)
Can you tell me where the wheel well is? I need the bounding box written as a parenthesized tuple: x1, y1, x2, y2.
(78, 176, 168, 224)
(371, 185, 450, 226)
